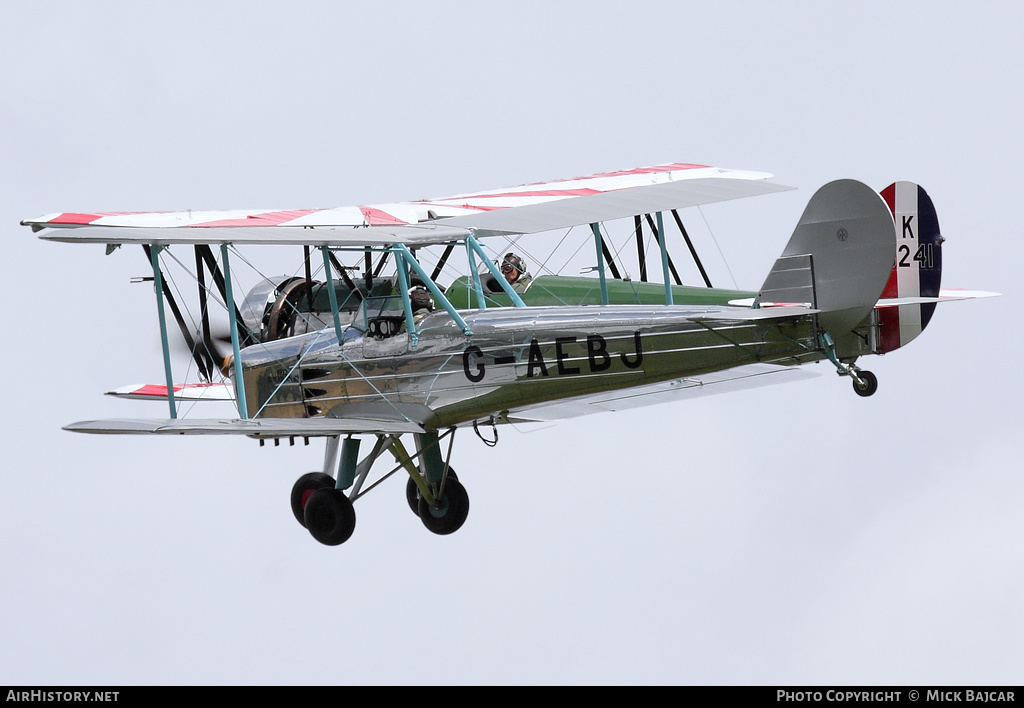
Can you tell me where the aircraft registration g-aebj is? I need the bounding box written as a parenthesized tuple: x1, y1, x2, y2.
(24, 163, 996, 546)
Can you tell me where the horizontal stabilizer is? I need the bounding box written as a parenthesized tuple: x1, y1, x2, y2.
(875, 289, 999, 307)
(107, 382, 235, 401)
(64, 417, 426, 436)
(686, 305, 818, 321)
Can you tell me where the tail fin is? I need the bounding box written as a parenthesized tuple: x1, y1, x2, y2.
(875, 182, 942, 353)
(755, 179, 896, 358)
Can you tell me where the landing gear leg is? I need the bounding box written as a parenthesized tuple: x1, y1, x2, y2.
(396, 430, 470, 535)
(819, 331, 878, 397)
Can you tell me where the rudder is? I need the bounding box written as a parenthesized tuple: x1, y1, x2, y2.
(876, 182, 943, 353)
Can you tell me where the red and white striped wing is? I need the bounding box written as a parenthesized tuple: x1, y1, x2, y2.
(107, 382, 235, 401)
(24, 163, 790, 244)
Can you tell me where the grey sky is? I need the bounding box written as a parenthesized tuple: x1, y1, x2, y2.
(1, 1, 1020, 684)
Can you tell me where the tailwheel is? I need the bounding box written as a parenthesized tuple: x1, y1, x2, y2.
(417, 477, 470, 535)
(852, 370, 878, 397)
(303, 488, 357, 545)
(290, 472, 336, 528)
(406, 468, 458, 515)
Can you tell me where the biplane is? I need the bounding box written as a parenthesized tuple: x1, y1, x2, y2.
(23, 163, 994, 545)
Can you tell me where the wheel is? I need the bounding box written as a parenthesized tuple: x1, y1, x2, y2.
(852, 370, 878, 397)
(303, 488, 356, 545)
(417, 477, 470, 535)
(290, 472, 336, 527)
(406, 468, 457, 515)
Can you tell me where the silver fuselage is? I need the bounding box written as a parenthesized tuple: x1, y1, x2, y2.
(240, 305, 822, 430)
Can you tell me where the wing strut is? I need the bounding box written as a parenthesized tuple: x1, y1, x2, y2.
(220, 244, 249, 419)
(148, 245, 177, 418)
(464, 239, 487, 310)
(634, 215, 648, 282)
(590, 223, 609, 305)
(634, 213, 680, 302)
(363, 249, 373, 292)
(320, 247, 346, 344)
(141, 244, 213, 383)
(303, 246, 315, 316)
(373, 250, 390, 278)
(671, 209, 713, 288)
(393, 247, 417, 343)
(195, 245, 257, 345)
(430, 243, 456, 282)
(601, 239, 622, 280)
(393, 243, 473, 342)
(194, 246, 217, 379)
(327, 251, 363, 301)
(644, 213, 683, 286)
(654, 213, 674, 305)
(465, 235, 526, 308)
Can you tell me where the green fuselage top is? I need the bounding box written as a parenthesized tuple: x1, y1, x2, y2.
(443, 274, 755, 309)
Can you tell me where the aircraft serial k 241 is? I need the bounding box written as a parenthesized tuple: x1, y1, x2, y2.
(24, 163, 996, 546)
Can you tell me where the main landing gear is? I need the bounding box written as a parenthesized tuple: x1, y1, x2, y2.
(290, 471, 355, 545)
(406, 469, 469, 535)
(289, 430, 470, 546)
(304, 487, 357, 545)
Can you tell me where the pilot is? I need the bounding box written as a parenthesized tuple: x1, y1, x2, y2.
(399, 286, 435, 334)
(410, 286, 435, 322)
(499, 252, 532, 293)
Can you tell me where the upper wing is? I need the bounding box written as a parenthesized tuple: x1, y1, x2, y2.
(25, 163, 791, 246)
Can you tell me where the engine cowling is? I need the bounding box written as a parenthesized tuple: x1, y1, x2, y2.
(240, 276, 372, 343)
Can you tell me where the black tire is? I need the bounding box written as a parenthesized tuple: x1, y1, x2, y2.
(406, 468, 457, 515)
(291, 472, 337, 527)
(303, 488, 356, 546)
(853, 370, 878, 397)
(417, 477, 470, 535)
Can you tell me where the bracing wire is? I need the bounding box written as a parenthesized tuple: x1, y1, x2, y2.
(697, 205, 737, 290)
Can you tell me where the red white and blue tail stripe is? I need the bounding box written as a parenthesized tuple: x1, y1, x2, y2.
(876, 182, 942, 353)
